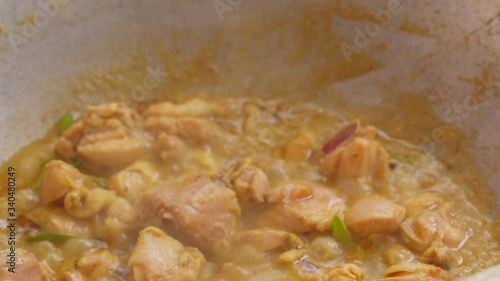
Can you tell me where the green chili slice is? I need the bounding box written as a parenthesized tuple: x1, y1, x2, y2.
(331, 214, 353, 245)
(57, 112, 74, 135)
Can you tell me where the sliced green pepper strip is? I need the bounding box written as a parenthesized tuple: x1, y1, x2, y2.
(90, 176, 109, 188)
(26, 232, 75, 242)
(400, 156, 415, 165)
(57, 112, 74, 135)
(31, 164, 46, 190)
(331, 214, 354, 245)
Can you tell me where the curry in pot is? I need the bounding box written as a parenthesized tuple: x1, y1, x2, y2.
(0, 97, 499, 280)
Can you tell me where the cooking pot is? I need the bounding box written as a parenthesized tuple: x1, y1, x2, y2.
(0, 0, 498, 279)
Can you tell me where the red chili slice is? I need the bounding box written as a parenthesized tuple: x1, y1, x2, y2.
(322, 120, 360, 154)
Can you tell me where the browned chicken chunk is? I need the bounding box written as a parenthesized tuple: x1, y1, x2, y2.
(421, 241, 463, 268)
(401, 193, 444, 217)
(103, 197, 139, 240)
(63, 187, 114, 219)
(128, 226, 206, 281)
(144, 116, 213, 144)
(27, 207, 95, 237)
(137, 175, 241, 255)
(39, 160, 86, 205)
(174, 117, 213, 145)
(295, 263, 364, 281)
(228, 159, 270, 203)
(235, 229, 304, 252)
(143, 98, 217, 118)
(377, 262, 449, 281)
(320, 120, 389, 186)
(143, 98, 216, 145)
(77, 138, 143, 170)
(108, 161, 158, 203)
(346, 194, 406, 237)
(77, 249, 120, 279)
(155, 133, 188, 162)
(400, 201, 467, 252)
(12, 261, 55, 281)
(54, 103, 143, 172)
(264, 180, 344, 233)
(275, 129, 316, 161)
(323, 264, 365, 281)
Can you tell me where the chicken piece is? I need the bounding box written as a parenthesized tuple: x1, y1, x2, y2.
(228, 159, 270, 203)
(198, 263, 218, 280)
(78, 126, 127, 145)
(345, 195, 406, 237)
(222, 244, 265, 266)
(7, 139, 56, 190)
(241, 102, 282, 133)
(143, 116, 177, 135)
(143, 98, 216, 144)
(243, 103, 260, 132)
(39, 160, 87, 205)
(59, 121, 84, 148)
(27, 207, 94, 237)
(108, 161, 158, 203)
(61, 270, 84, 281)
(309, 236, 343, 262)
(106, 197, 138, 224)
(436, 204, 467, 248)
(0, 248, 35, 268)
(278, 249, 309, 264)
(402, 193, 444, 217)
(275, 128, 316, 161)
(296, 263, 364, 281)
(320, 120, 389, 186)
(156, 133, 187, 162)
(421, 241, 463, 269)
(212, 262, 252, 281)
(104, 197, 139, 239)
(137, 175, 241, 255)
(86, 102, 140, 128)
(77, 137, 143, 170)
(400, 211, 443, 252)
(0, 248, 39, 281)
(175, 117, 213, 144)
(143, 98, 217, 118)
(235, 229, 304, 252)
(54, 103, 143, 172)
(64, 188, 114, 219)
(377, 262, 449, 281)
(128, 226, 205, 281)
(145, 116, 213, 144)
(400, 203, 467, 252)
(385, 245, 415, 266)
(324, 264, 365, 281)
(77, 249, 120, 279)
(254, 159, 292, 187)
(156, 133, 186, 151)
(265, 180, 344, 233)
(6, 261, 55, 281)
